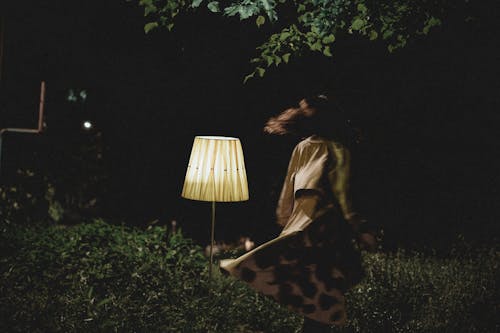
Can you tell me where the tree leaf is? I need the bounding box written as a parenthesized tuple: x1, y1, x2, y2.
(224, 3, 259, 19)
(422, 17, 441, 34)
(144, 22, 159, 34)
(265, 55, 274, 67)
(274, 55, 282, 66)
(256, 67, 266, 77)
(357, 3, 368, 14)
(256, 15, 265, 27)
(192, 0, 204, 8)
(297, 4, 306, 13)
(260, 0, 273, 11)
(144, 5, 157, 17)
(311, 41, 322, 51)
(382, 29, 393, 40)
(351, 18, 365, 31)
(282, 53, 291, 63)
(207, 1, 220, 13)
(323, 46, 332, 57)
(322, 34, 335, 44)
(369, 30, 378, 40)
(279, 32, 291, 41)
(243, 72, 255, 83)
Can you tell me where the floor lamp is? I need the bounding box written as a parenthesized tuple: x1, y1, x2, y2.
(181, 136, 249, 278)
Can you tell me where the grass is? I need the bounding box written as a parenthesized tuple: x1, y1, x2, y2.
(0, 219, 497, 332)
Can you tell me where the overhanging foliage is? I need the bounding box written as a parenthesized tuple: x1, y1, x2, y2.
(132, 0, 470, 81)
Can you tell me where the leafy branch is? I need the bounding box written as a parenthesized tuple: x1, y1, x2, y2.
(132, 0, 464, 81)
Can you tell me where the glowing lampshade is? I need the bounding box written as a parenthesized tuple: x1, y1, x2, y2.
(182, 136, 249, 202)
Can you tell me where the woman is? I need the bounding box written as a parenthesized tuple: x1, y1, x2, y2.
(220, 95, 376, 332)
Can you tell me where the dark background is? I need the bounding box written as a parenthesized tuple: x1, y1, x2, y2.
(1, 1, 498, 249)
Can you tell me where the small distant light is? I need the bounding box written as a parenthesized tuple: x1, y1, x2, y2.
(80, 90, 87, 101)
(67, 89, 77, 102)
(82, 121, 93, 130)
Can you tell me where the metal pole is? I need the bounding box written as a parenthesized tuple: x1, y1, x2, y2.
(0, 81, 46, 177)
(38, 81, 45, 131)
(209, 200, 216, 279)
(0, 17, 4, 176)
(0, 15, 4, 82)
(0, 134, 3, 177)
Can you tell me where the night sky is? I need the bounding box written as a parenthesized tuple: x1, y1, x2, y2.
(1, 1, 499, 248)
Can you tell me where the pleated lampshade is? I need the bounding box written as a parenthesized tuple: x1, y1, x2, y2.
(181, 136, 249, 202)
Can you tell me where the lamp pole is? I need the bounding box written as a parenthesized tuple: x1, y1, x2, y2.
(209, 200, 216, 279)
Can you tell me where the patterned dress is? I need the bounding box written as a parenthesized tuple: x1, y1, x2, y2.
(220, 136, 363, 326)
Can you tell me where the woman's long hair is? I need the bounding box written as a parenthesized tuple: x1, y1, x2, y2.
(264, 95, 358, 145)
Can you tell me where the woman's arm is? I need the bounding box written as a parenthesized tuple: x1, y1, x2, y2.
(328, 144, 356, 221)
(328, 143, 378, 251)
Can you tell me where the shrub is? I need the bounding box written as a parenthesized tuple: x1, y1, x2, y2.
(0, 169, 61, 226)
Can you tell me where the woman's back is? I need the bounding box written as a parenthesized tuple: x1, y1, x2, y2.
(278, 136, 355, 235)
